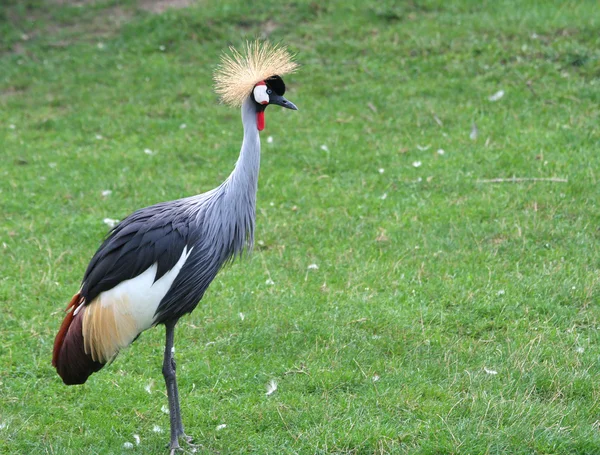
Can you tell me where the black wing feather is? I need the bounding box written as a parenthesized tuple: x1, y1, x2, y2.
(81, 201, 190, 303)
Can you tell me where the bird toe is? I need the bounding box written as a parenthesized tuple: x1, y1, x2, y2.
(181, 433, 200, 448)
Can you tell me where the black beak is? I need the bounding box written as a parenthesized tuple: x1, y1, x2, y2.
(269, 93, 298, 111)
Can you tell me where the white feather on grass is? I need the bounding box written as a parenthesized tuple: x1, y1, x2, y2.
(103, 218, 119, 229)
(144, 380, 153, 394)
(266, 379, 278, 396)
(470, 123, 478, 140)
(488, 90, 505, 101)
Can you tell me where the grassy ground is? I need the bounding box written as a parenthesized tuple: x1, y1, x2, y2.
(1, 0, 599, 453)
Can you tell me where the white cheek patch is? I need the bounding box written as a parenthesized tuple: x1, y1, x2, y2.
(253, 84, 269, 105)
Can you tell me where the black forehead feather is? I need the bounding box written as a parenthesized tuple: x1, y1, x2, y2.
(266, 75, 286, 96)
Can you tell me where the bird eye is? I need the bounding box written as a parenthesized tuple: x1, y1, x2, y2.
(267, 89, 272, 95)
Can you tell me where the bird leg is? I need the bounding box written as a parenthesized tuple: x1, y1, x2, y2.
(171, 375, 196, 446)
(162, 319, 195, 453)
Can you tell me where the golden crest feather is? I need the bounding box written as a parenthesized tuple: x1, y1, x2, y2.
(214, 41, 298, 107)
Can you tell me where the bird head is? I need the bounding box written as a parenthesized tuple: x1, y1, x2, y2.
(251, 76, 297, 131)
(214, 41, 298, 131)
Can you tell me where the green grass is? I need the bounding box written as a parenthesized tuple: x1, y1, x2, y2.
(1, 0, 599, 453)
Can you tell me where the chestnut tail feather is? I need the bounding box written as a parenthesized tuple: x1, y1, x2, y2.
(52, 293, 104, 385)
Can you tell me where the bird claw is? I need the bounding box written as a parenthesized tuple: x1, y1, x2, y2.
(168, 434, 200, 454)
(181, 434, 198, 447)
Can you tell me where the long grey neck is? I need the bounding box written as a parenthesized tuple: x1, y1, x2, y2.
(229, 96, 261, 194)
(221, 96, 260, 255)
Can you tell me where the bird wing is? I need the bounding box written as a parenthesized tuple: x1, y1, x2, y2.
(81, 200, 191, 304)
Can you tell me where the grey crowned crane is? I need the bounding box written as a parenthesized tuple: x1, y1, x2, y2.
(52, 42, 298, 453)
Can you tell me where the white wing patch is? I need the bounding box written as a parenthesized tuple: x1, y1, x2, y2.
(82, 246, 192, 363)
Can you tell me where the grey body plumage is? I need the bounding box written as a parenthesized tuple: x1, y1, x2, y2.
(83, 97, 261, 324)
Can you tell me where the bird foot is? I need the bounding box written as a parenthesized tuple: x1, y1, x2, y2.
(181, 433, 200, 448)
(184, 434, 198, 445)
(168, 434, 200, 454)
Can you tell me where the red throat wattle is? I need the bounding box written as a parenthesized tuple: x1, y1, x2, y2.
(257, 111, 265, 131)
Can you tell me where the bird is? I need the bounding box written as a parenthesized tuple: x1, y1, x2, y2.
(52, 41, 298, 454)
